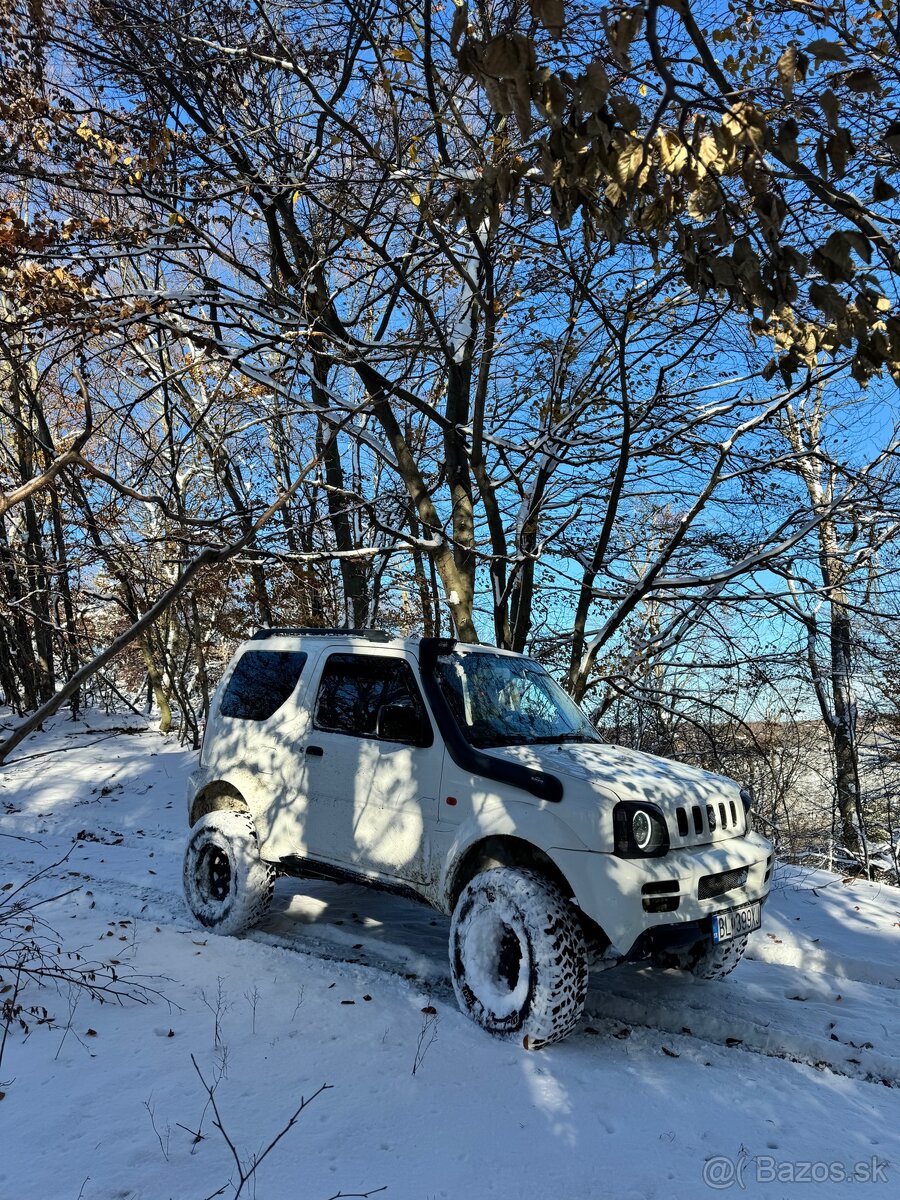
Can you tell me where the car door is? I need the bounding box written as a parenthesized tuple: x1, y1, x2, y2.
(301, 651, 441, 883)
(365, 662, 442, 884)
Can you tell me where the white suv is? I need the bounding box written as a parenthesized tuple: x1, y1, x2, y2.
(184, 629, 773, 1047)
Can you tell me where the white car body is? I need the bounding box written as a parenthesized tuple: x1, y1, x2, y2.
(187, 630, 773, 959)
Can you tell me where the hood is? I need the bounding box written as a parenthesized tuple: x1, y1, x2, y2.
(484, 740, 745, 848)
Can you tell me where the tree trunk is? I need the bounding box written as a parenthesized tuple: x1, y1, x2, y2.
(310, 355, 370, 627)
(829, 602, 864, 862)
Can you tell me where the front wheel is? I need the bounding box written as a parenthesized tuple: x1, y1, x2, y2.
(449, 868, 588, 1049)
(657, 933, 749, 980)
(183, 811, 275, 935)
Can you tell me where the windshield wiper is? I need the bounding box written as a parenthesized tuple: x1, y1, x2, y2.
(475, 734, 532, 748)
(524, 732, 599, 744)
(477, 732, 600, 748)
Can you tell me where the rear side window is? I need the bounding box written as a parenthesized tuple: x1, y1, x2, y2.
(314, 653, 430, 743)
(219, 650, 308, 721)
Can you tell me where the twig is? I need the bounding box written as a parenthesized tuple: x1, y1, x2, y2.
(201, 977, 229, 1049)
(243, 984, 260, 1036)
(0, 963, 23, 1073)
(0, 832, 45, 846)
(411, 1010, 438, 1076)
(191, 1053, 336, 1199)
(323, 1190, 388, 1199)
(290, 984, 305, 1021)
(144, 1098, 171, 1162)
(54, 985, 82, 1062)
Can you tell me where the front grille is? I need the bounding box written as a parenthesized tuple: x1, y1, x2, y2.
(676, 798, 742, 845)
(698, 866, 749, 900)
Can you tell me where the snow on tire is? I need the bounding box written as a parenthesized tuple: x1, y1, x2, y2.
(685, 932, 749, 979)
(664, 932, 749, 980)
(449, 868, 588, 1049)
(183, 811, 275, 935)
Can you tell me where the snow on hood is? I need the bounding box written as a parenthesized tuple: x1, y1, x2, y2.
(484, 740, 741, 810)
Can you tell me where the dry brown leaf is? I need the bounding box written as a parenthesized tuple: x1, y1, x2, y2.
(610, 94, 640, 133)
(826, 128, 854, 179)
(775, 45, 807, 99)
(688, 176, 722, 220)
(581, 61, 609, 109)
(540, 73, 567, 125)
(603, 6, 643, 67)
(805, 39, 847, 63)
(777, 118, 799, 163)
(482, 34, 529, 78)
(818, 89, 841, 130)
(723, 102, 766, 149)
(657, 130, 687, 174)
(845, 69, 880, 94)
(529, 0, 565, 39)
(611, 136, 645, 186)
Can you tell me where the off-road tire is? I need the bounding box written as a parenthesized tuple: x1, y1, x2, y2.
(183, 811, 275, 935)
(659, 932, 749, 980)
(449, 868, 588, 1049)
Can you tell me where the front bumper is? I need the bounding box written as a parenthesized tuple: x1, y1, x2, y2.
(552, 831, 773, 956)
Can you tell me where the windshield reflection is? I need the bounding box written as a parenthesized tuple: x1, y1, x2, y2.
(433, 651, 602, 749)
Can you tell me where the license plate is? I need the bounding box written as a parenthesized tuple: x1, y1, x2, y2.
(712, 901, 761, 943)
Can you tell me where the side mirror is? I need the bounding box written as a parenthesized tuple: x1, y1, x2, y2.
(376, 703, 426, 745)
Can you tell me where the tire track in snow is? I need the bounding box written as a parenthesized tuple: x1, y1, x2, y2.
(747, 939, 900, 991)
(585, 963, 900, 1089)
(0, 849, 452, 990)
(7, 846, 897, 1090)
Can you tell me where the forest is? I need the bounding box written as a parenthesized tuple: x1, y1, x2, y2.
(2, 0, 900, 880)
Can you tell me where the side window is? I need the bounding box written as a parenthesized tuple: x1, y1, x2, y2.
(219, 650, 308, 721)
(313, 654, 432, 745)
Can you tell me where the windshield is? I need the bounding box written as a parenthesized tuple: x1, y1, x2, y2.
(433, 651, 602, 749)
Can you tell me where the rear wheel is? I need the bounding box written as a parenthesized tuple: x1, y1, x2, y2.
(449, 868, 587, 1049)
(183, 811, 275, 935)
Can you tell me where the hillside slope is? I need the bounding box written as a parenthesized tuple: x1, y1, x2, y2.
(1, 715, 898, 1199)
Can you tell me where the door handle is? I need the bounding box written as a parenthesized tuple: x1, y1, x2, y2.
(305, 745, 324, 757)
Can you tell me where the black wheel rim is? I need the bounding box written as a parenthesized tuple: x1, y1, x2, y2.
(497, 924, 522, 991)
(200, 845, 232, 903)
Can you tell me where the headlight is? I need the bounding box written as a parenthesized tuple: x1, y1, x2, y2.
(613, 802, 669, 858)
(632, 810, 653, 850)
(740, 786, 753, 815)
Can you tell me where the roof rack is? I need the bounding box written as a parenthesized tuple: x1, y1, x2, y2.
(250, 626, 393, 642)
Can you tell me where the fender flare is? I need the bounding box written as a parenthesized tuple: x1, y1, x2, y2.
(437, 801, 588, 911)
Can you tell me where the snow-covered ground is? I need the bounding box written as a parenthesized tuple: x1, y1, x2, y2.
(1, 713, 899, 1199)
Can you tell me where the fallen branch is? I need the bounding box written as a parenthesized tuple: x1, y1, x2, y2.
(0, 368, 93, 519)
(2, 729, 148, 769)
